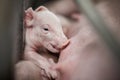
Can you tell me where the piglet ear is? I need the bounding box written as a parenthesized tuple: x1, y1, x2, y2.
(24, 7, 34, 27)
(35, 6, 48, 12)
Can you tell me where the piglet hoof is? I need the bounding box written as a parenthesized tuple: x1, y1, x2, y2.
(49, 69, 58, 79)
(42, 66, 57, 79)
(48, 58, 58, 79)
(40, 59, 58, 79)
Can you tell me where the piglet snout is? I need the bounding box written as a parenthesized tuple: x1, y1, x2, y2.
(60, 40, 70, 50)
(52, 40, 70, 51)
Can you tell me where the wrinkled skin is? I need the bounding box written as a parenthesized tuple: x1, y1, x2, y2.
(53, 0, 120, 80)
(15, 6, 69, 80)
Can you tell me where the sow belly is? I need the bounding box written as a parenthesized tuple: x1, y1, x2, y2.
(55, 34, 119, 80)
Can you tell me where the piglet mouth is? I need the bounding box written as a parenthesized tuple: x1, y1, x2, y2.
(52, 45, 60, 51)
(47, 44, 60, 53)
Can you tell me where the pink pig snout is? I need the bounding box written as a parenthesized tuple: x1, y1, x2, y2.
(60, 40, 70, 50)
(53, 39, 70, 51)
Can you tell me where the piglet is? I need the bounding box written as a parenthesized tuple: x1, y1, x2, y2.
(23, 6, 69, 80)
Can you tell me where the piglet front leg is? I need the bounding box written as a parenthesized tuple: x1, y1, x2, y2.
(24, 50, 58, 79)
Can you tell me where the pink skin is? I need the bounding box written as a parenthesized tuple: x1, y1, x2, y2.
(53, 1, 120, 80)
(25, 6, 69, 53)
(24, 6, 69, 79)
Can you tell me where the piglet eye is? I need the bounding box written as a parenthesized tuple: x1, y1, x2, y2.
(41, 24, 50, 33)
(43, 28, 49, 31)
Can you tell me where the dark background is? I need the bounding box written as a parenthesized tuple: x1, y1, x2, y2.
(0, 0, 50, 79)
